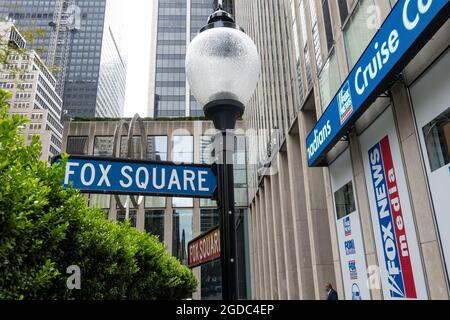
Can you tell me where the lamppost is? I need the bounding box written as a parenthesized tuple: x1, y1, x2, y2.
(186, 7, 260, 300)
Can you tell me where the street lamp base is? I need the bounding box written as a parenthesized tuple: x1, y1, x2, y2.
(203, 99, 244, 130)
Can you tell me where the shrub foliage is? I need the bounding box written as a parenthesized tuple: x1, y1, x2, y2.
(0, 89, 197, 299)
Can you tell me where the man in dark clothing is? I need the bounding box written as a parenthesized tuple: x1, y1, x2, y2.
(325, 283, 339, 300)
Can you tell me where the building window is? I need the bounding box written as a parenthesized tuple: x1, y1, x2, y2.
(334, 181, 356, 219)
(338, 0, 349, 25)
(66, 136, 88, 155)
(308, 0, 323, 70)
(145, 209, 165, 241)
(422, 107, 450, 172)
(172, 135, 193, 163)
(117, 209, 137, 228)
(120, 136, 143, 159)
(172, 209, 193, 265)
(318, 50, 340, 110)
(93, 136, 114, 157)
(200, 135, 216, 165)
(234, 135, 248, 207)
(89, 194, 111, 209)
(147, 136, 168, 161)
(343, 0, 377, 69)
(145, 196, 166, 208)
(200, 208, 222, 300)
(322, 0, 334, 53)
(172, 197, 193, 208)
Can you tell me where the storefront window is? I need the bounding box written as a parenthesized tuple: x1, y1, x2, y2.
(334, 181, 356, 219)
(343, 0, 377, 69)
(172, 209, 193, 265)
(145, 209, 164, 241)
(66, 136, 88, 155)
(93, 136, 114, 157)
(147, 136, 168, 161)
(422, 107, 450, 172)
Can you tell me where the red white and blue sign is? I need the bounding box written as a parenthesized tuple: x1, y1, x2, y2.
(306, 0, 450, 167)
(368, 136, 416, 298)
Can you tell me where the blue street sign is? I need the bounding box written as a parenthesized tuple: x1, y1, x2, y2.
(306, 0, 450, 167)
(55, 156, 217, 199)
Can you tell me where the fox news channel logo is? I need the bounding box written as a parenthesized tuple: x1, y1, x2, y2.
(338, 81, 353, 125)
(345, 239, 356, 255)
(348, 260, 358, 280)
(343, 216, 352, 237)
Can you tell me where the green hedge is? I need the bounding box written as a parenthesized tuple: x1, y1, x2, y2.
(0, 89, 197, 300)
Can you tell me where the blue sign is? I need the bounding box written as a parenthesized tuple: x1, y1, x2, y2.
(345, 239, 356, 255)
(343, 216, 352, 236)
(306, 0, 450, 166)
(348, 260, 358, 280)
(55, 156, 217, 198)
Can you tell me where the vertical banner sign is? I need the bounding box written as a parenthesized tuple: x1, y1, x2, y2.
(361, 108, 427, 300)
(368, 137, 416, 298)
(330, 150, 370, 300)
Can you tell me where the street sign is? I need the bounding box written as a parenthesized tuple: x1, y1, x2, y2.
(54, 155, 217, 199)
(188, 226, 221, 268)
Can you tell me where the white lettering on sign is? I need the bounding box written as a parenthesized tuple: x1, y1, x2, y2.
(80, 163, 96, 186)
(120, 166, 133, 188)
(355, 30, 400, 96)
(153, 168, 165, 190)
(198, 170, 209, 192)
(97, 164, 111, 187)
(136, 167, 149, 189)
(65, 162, 79, 185)
(403, 0, 433, 30)
(184, 170, 196, 191)
(307, 120, 332, 160)
(168, 169, 181, 190)
(63, 160, 214, 195)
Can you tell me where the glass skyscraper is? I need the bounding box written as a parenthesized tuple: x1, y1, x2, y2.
(149, 0, 222, 118)
(0, 0, 127, 118)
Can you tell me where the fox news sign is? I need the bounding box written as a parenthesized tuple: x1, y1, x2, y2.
(306, 0, 450, 166)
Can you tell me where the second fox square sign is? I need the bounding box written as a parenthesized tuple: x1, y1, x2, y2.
(56, 155, 217, 198)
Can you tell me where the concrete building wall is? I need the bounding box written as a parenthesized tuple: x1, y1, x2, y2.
(235, 0, 450, 300)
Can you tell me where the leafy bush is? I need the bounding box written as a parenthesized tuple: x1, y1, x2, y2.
(0, 89, 197, 299)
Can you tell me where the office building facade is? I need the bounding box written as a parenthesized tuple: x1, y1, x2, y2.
(235, 0, 450, 299)
(148, 0, 226, 117)
(0, 0, 127, 118)
(62, 118, 251, 300)
(0, 22, 63, 162)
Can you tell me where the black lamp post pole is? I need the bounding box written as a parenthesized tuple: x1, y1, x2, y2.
(205, 99, 244, 301)
(216, 129, 238, 300)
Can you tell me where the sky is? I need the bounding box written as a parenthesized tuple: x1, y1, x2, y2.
(120, 0, 153, 117)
